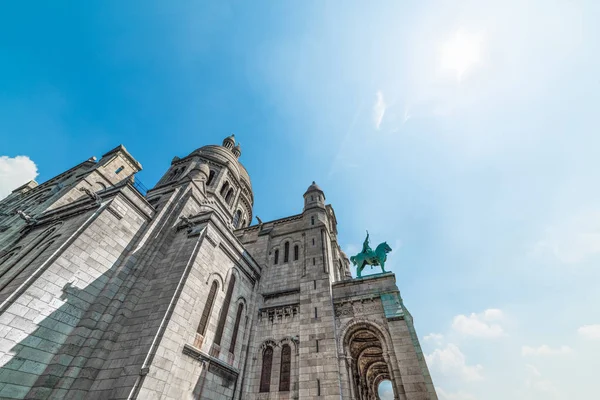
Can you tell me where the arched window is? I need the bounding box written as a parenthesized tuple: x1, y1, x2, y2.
(284, 242, 289, 263)
(311, 216, 315, 225)
(279, 344, 291, 392)
(0, 224, 60, 281)
(260, 347, 273, 392)
(0, 238, 57, 292)
(294, 245, 299, 261)
(225, 188, 234, 204)
(220, 181, 230, 197)
(0, 247, 21, 277)
(207, 170, 216, 186)
(197, 281, 218, 336)
(0, 248, 20, 266)
(214, 274, 236, 346)
(229, 303, 244, 354)
(167, 169, 178, 182)
(274, 250, 279, 265)
(233, 210, 242, 228)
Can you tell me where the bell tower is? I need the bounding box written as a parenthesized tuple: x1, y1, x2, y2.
(303, 181, 325, 212)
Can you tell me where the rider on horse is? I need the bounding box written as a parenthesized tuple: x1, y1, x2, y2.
(350, 231, 392, 277)
(362, 230, 373, 257)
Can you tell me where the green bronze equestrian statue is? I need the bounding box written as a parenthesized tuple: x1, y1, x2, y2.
(350, 231, 392, 278)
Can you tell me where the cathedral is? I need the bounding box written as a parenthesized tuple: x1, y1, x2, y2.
(0, 136, 437, 400)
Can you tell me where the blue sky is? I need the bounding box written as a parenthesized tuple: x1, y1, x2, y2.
(1, 1, 599, 398)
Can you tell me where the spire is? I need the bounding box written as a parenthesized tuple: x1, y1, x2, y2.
(222, 134, 235, 150)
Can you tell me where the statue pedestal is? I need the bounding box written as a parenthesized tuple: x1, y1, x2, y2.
(352, 270, 394, 281)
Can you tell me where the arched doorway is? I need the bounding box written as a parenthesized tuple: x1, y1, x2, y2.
(343, 322, 397, 400)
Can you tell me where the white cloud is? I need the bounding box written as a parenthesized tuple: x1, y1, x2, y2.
(438, 388, 477, 400)
(525, 364, 559, 397)
(426, 343, 483, 382)
(532, 211, 600, 264)
(522, 345, 573, 356)
(372, 90, 386, 129)
(577, 324, 600, 340)
(424, 333, 444, 344)
(452, 309, 505, 338)
(0, 156, 38, 200)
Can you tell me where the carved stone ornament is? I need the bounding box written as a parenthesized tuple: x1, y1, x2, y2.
(78, 187, 101, 205)
(15, 210, 37, 225)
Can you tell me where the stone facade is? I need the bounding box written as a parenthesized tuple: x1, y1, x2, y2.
(0, 136, 437, 400)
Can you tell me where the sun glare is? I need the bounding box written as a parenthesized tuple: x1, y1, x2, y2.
(441, 29, 484, 80)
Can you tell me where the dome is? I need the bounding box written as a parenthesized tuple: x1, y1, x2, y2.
(304, 181, 323, 194)
(189, 144, 252, 194)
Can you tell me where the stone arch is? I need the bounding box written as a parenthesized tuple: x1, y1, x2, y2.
(338, 317, 393, 355)
(275, 236, 297, 247)
(339, 318, 400, 400)
(279, 336, 299, 353)
(259, 338, 279, 351)
(234, 295, 247, 311)
(224, 266, 240, 286)
(205, 272, 225, 291)
(0, 246, 22, 266)
(357, 344, 383, 361)
(373, 375, 392, 400)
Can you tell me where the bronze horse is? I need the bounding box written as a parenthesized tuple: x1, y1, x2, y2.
(350, 242, 392, 278)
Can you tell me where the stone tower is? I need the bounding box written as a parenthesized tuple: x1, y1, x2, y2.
(0, 137, 437, 400)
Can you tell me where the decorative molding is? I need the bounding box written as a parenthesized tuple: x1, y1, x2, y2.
(334, 297, 384, 319)
(273, 215, 304, 225)
(258, 303, 299, 323)
(262, 288, 300, 300)
(280, 335, 300, 353)
(205, 234, 218, 247)
(106, 206, 123, 220)
(182, 343, 240, 381)
(260, 339, 280, 350)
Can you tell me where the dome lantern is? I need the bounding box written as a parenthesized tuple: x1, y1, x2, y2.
(222, 134, 235, 150)
(232, 143, 242, 159)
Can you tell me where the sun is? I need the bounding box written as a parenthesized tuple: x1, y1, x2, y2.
(441, 29, 484, 80)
